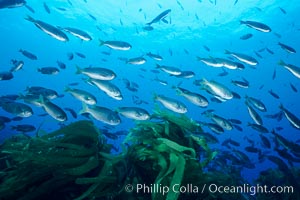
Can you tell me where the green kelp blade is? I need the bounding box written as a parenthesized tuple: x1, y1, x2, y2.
(164, 121, 170, 136)
(41, 120, 99, 144)
(166, 154, 186, 200)
(64, 156, 99, 176)
(157, 138, 196, 158)
(151, 153, 169, 200)
(153, 152, 179, 190)
(75, 160, 112, 183)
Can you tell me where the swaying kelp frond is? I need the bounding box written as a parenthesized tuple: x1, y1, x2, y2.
(0, 121, 125, 200)
(0, 112, 252, 200)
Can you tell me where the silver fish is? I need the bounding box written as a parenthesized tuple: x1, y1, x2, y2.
(278, 60, 300, 79)
(24, 15, 69, 42)
(200, 78, 233, 101)
(87, 78, 123, 100)
(37, 67, 59, 75)
(0, 0, 25, 9)
(225, 50, 258, 66)
(126, 56, 146, 65)
(117, 107, 150, 120)
(197, 57, 223, 68)
(214, 58, 243, 70)
(240, 33, 253, 40)
(156, 64, 182, 76)
(146, 9, 171, 25)
(240, 20, 271, 32)
(173, 71, 195, 78)
(38, 96, 67, 122)
(0, 71, 13, 81)
(79, 103, 120, 125)
(76, 66, 116, 80)
(59, 27, 92, 41)
(99, 39, 131, 50)
(204, 122, 224, 134)
(26, 86, 58, 100)
(18, 94, 43, 107)
(11, 124, 36, 133)
(245, 95, 267, 112)
(154, 94, 187, 113)
(204, 111, 233, 131)
(175, 86, 208, 107)
(278, 42, 296, 54)
(10, 60, 24, 72)
(248, 123, 268, 133)
(146, 52, 163, 61)
(65, 86, 97, 105)
(279, 104, 300, 129)
(0, 101, 33, 117)
(231, 79, 249, 88)
(246, 102, 263, 125)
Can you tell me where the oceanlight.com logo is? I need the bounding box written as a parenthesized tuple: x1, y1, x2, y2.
(208, 184, 294, 196)
(124, 183, 294, 196)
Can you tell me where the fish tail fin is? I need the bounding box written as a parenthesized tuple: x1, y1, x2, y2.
(37, 95, 45, 105)
(75, 65, 82, 74)
(171, 85, 177, 90)
(79, 102, 88, 115)
(224, 49, 230, 54)
(240, 20, 245, 24)
(17, 93, 25, 100)
(278, 103, 284, 110)
(156, 64, 161, 68)
(24, 15, 35, 22)
(196, 56, 202, 61)
(278, 60, 285, 66)
(196, 79, 207, 89)
(173, 86, 182, 95)
(99, 39, 104, 46)
(84, 78, 93, 86)
(153, 93, 159, 101)
(64, 86, 71, 92)
(270, 129, 276, 134)
(242, 77, 249, 83)
(37, 68, 41, 72)
(115, 107, 120, 113)
(201, 78, 208, 84)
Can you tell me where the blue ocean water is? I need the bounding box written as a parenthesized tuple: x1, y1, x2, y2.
(0, 0, 299, 187)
